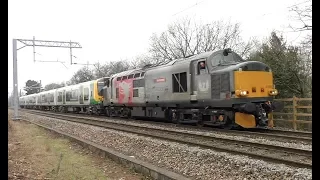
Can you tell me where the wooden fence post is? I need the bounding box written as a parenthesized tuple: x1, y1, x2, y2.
(292, 96, 297, 130)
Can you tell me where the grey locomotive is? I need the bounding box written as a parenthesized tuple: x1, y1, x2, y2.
(101, 48, 283, 129)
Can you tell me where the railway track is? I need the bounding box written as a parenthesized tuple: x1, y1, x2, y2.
(260, 129, 312, 139)
(17, 108, 312, 144)
(22, 109, 312, 169)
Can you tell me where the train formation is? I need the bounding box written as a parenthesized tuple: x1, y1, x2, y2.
(19, 48, 284, 129)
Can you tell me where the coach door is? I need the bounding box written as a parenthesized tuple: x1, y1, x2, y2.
(190, 59, 210, 100)
(79, 85, 84, 104)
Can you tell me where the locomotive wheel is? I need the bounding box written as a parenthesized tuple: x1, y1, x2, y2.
(173, 112, 183, 124)
(222, 111, 235, 130)
(172, 119, 179, 124)
(172, 113, 178, 124)
(196, 120, 204, 127)
(127, 109, 131, 119)
(168, 109, 178, 124)
(223, 123, 233, 130)
(105, 108, 110, 117)
(222, 117, 233, 130)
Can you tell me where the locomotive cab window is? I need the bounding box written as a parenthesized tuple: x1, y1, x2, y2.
(134, 73, 140, 78)
(105, 78, 110, 87)
(198, 61, 207, 75)
(211, 51, 244, 67)
(211, 54, 223, 67)
(97, 81, 104, 96)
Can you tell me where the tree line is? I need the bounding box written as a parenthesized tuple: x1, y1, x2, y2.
(21, 1, 311, 99)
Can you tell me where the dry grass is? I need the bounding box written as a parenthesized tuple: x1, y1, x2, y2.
(8, 110, 146, 180)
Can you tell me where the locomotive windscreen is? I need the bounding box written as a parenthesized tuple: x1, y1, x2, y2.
(97, 77, 108, 96)
(211, 51, 245, 67)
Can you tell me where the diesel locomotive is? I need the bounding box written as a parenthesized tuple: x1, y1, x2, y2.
(19, 48, 284, 129)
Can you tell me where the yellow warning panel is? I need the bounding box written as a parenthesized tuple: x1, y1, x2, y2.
(234, 71, 273, 98)
(235, 112, 256, 128)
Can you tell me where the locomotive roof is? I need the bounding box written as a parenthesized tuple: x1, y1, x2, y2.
(110, 51, 218, 78)
(110, 69, 142, 78)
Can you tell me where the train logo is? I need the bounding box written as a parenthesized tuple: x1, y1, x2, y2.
(198, 80, 209, 92)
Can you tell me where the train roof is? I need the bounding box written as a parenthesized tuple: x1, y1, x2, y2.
(19, 77, 110, 98)
(110, 50, 240, 78)
(110, 69, 141, 78)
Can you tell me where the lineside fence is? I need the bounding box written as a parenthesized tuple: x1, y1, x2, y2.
(268, 96, 312, 131)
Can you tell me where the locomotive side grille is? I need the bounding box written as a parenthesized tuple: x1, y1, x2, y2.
(220, 73, 230, 92)
(211, 74, 220, 99)
(211, 73, 230, 99)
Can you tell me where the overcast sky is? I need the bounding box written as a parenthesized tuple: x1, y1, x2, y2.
(8, 0, 309, 95)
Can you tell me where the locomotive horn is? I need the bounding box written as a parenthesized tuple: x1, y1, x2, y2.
(223, 48, 232, 56)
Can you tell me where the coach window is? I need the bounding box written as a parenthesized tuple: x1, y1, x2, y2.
(122, 76, 128, 80)
(66, 91, 71, 101)
(128, 74, 134, 79)
(58, 92, 63, 102)
(117, 77, 121, 81)
(42, 95, 46, 103)
(84, 88, 89, 101)
(50, 93, 54, 102)
(141, 72, 145, 77)
(71, 90, 78, 101)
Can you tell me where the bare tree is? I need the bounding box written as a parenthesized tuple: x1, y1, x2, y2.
(100, 60, 131, 76)
(289, 0, 312, 32)
(289, 0, 312, 55)
(92, 62, 109, 79)
(149, 17, 255, 64)
(129, 54, 154, 69)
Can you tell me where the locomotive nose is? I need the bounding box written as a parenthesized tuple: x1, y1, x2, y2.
(233, 61, 276, 98)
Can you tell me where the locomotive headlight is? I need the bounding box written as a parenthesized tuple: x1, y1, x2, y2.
(268, 89, 278, 96)
(240, 91, 247, 96)
(235, 90, 249, 97)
